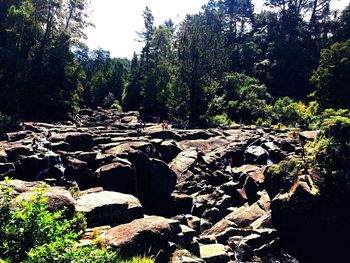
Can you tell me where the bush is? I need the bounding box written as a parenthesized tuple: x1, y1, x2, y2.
(0, 178, 154, 263)
(272, 97, 322, 129)
(314, 109, 350, 174)
(209, 114, 236, 127)
(264, 158, 304, 197)
(111, 100, 123, 111)
(224, 73, 273, 124)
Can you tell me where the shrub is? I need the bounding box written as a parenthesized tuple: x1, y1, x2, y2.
(209, 114, 236, 127)
(264, 158, 304, 197)
(0, 178, 154, 263)
(111, 100, 123, 111)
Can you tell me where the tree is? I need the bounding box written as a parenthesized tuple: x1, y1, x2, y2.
(311, 40, 350, 109)
(122, 52, 142, 111)
(0, 0, 91, 120)
(172, 4, 229, 123)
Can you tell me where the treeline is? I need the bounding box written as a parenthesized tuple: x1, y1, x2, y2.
(0, 0, 349, 125)
(123, 0, 350, 126)
(0, 0, 129, 120)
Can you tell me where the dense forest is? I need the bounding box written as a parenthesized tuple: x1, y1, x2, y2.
(0, 0, 349, 126)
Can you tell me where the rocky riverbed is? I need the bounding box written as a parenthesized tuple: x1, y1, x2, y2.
(0, 109, 320, 262)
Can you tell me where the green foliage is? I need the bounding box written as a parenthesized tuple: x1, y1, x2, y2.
(224, 73, 272, 124)
(209, 114, 235, 127)
(311, 40, 350, 109)
(0, 178, 153, 263)
(111, 100, 123, 111)
(272, 97, 322, 129)
(314, 109, 350, 171)
(264, 158, 304, 197)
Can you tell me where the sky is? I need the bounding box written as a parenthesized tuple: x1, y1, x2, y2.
(84, 0, 349, 59)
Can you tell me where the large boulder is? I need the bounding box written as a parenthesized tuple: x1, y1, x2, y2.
(0, 179, 42, 194)
(103, 216, 176, 261)
(17, 186, 75, 215)
(5, 145, 33, 161)
(157, 140, 182, 163)
(271, 181, 320, 234)
(129, 150, 176, 215)
(170, 149, 198, 183)
(93, 159, 135, 195)
(75, 190, 143, 227)
(170, 192, 194, 215)
(16, 154, 47, 181)
(64, 157, 94, 190)
(245, 146, 268, 165)
(218, 202, 267, 228)
(64, 132, 94, 151)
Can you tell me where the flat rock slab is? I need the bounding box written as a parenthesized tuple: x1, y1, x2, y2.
(299, 130, 318, 141)
(76, 190, 143, 227)
(199, 244, 229, 263)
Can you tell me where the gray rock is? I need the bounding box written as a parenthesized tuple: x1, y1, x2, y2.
(76, 190, 143, 227)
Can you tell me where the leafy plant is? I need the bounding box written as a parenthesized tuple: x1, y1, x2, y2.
(0, 178, 154, 263)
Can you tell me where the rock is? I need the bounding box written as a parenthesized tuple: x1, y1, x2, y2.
(103, 216, 175, 261)
(94, 160, 135, 195)
(0, 149, 8, 162)
(271, 181, 320, 233)
(186, 216, 201, 232)
(171, 192, 193, 215)
(201, 219, 236, 239)
(180, 224, 197, 245)
(219, 202, 267, 228)
(248, 169, 265, 185)
(75, 190, 143, 227)
(199, 244, 229, 263)
(5, 145, 33, 161)
(171, 249, 205, 263)
(170, 149, 198, 183)
(6, 131, 30, 142)
(37, 166, 64, 181)
(242, 229, 278, 250)
(158, 140, 182, 163)
(48, 141, 71, 151)
(262, 142, 285, 162)
(64, 132, 94, 151)
(105, 141, 154, 157)
(245, 146, 268, 165)
(233, 164, 260, 175)
(147, 130, 182, 141)
(219, 181, 240, 196)
(79, 108, 94, 116)
(136, 157, 177, 215)
(203, 142, 245, 168)
(17, 186, 75, 215)
(0, 163, 15, 176)
(299, 131, 318, 141)
(250, 212, 273, 229)
(17, 155, 47, 180)
(263, 159, 300, 198)
(181, 130, 212, 140)
(64, 157, 94, 190)
(0, 179, 42, 194)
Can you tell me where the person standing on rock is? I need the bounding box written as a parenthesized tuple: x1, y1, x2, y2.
(136, 117, 142, 138)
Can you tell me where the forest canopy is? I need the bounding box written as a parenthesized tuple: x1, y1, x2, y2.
(0, 0, 349, 125)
